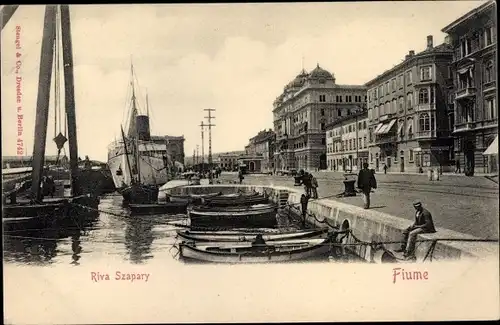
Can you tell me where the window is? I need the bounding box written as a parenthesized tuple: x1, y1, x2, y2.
(379, 85, 384, 97)
(419, 89, 429, 104)
(374, 88, 378, 99)
(406, 70, 412, 85)
(484, 27, 493, 46)
(409, 149, 414, 162)
(485, 97, 497, 120)
(348, 125, 352, 133)
(321, 138, 326, 145)
(391, 78, 396, 92)
(363, 121, 367, 129)
(364, 95, 367, 102)
(407, 118, 414, 136)
(321, 108, 325, 116)
(407, 92, 413, 109)
(460, 38, 471, 57)
(420, 66, 432, 81)
(392, 99, 397, 114)
(385, 82, 390, 94)
(319, 94, 326, 102)
(338, 109, 342, 117)
(347, 109, 351, 116)
(346, 95, 352, 102)
(399, 97, 404, 111)
(399, 75, 404, 88)
(321, 122, 325, 130)
(358, 122, 362, 130)
(430, 87, 435, 104)
(368, 108, 372, 120)
(485, 61, 494, 83)
(358, 138, 362, 149)
(380, 103, 384, 116)
(363, 136, 367, 148)
(398, 120, 405, 138)
(419, 113, 430, 131)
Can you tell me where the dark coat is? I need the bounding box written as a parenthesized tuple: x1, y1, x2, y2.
(357, 168, 377, 191)
(412, 208, 436, 233)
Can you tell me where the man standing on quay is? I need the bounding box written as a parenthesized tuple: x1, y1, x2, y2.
(357, 163, 377, 209)
(395, 201, 436, 258)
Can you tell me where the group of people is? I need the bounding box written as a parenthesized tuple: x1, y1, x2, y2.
(294, 163, 436, 259)
(41, 175, 56, 198)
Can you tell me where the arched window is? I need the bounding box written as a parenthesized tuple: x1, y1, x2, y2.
(385, 102, 390, 115)
(392, 99, 397, 113)
(407, 92, 413, 108)
(399, 97, 404, 111)
(485, 61, 494, 83)
(419, 89, 429, 104)
(419, 113, 430, 131)
(407, 117, 414, 136)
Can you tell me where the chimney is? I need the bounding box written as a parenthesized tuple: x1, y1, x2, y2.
(409, 50, 415, 56)
(427, 35, 433, 49)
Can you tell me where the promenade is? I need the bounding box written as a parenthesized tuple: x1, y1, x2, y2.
(218, 171, 499, 239)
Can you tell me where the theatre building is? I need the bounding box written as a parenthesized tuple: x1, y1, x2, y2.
(366, 35, 455, 173)
(441, 0, 498, 175)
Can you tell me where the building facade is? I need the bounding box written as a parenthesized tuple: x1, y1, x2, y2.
(151, 135, 185, 165)
(326, 110, 369, 172)
(244, 129, 276, 173)
(441, 0, 497, 174)
(273, 64, 367, 172)
(366, 35, 455, 173)
(216, 151, 246, 171)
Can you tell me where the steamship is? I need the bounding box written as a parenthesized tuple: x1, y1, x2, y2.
(107, 64, 170, 204)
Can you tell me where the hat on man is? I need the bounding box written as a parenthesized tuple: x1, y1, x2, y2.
(413, 201, 422, 208)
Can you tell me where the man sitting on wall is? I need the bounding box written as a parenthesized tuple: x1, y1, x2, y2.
(395, 201, 436, 259)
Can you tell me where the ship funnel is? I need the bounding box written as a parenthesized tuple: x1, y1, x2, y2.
(136, 115, 151, 141)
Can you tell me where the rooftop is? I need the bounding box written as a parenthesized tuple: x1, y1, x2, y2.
(441, 1, 495, 33)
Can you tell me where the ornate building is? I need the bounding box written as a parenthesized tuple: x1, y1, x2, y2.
(366, 35, 455, 173)
(441, 0, 497, 175)
(272, 64, 367, 172)
(326, 110, 369, 172)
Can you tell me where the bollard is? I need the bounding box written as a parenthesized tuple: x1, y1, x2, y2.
(427, 169, 433, 181)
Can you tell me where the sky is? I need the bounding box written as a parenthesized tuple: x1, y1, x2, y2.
(1, 1, 487, 162)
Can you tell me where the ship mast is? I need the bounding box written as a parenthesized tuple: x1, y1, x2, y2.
(131, 63, 141, 184)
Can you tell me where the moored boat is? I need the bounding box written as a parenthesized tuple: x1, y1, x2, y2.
(188, 203, 278, 228)
(202, 192, 269, 207)
(178, 237, 333, 263)
(168, 192, 222, 204)
(176, 228, 329, 242)
(129, 201, 188, 215)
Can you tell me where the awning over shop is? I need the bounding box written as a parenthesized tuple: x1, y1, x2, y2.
(397, 122, 404, 136)
(375, 119, 397, 135)
(483, 136, 498, 155)
(457, 67, 471, 75)
(373, 123, 384, 134)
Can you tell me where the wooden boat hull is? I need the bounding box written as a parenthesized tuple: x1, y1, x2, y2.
(177, 228, 329, 242)
(129, 202, 188, 215)
(119, 184, 159, 204)
(179, 238, 332, 263)
(188, 204, 278, 228)
(203, 193, 269, 207)
(168, 192, 222, 204)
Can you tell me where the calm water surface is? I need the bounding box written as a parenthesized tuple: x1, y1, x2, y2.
(3, 194, 187, 266)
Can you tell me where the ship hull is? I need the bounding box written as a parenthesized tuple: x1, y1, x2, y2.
(107, 142, 168, 203)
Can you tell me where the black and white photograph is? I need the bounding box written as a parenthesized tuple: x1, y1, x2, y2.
(2, 1, 499, 323)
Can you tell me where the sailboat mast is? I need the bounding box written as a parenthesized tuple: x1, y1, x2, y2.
(131, 63, 141, 183)
(146, 92, 149, 118)
(30, 5, 57, 201)
(121, 126, 134, 185)
(60, 4, 80, 196)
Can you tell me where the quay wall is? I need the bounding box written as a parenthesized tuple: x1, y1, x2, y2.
(167, 184, 499, 263)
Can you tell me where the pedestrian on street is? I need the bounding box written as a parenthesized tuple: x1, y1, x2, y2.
(383, 164, 388, 174)
(300, 194, 310, 227)
(395, 201, 436, 258)
(311, 175, 319, 199)
(238, 170, 244, 184)
(455, 159, 461, 174)
(357, 163, 377, 209)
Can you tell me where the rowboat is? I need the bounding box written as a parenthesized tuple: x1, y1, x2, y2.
(202, 192, 269, 207)
(188, 203, 278, 228)
(129, 202, 188, 215)
(178, 237, 333, 263)
(177, 228, 329, 242)
(168, 192, 222, 204)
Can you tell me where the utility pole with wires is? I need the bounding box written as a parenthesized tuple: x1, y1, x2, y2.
(200, 121, 205, 176)
(204, 108, 216, 184)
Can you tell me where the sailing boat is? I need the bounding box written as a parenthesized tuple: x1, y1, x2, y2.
(107, 64, 170, 204)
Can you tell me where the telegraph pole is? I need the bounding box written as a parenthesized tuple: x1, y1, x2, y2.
(200, 121, 205, 176)
(204, 109, 216, 184)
